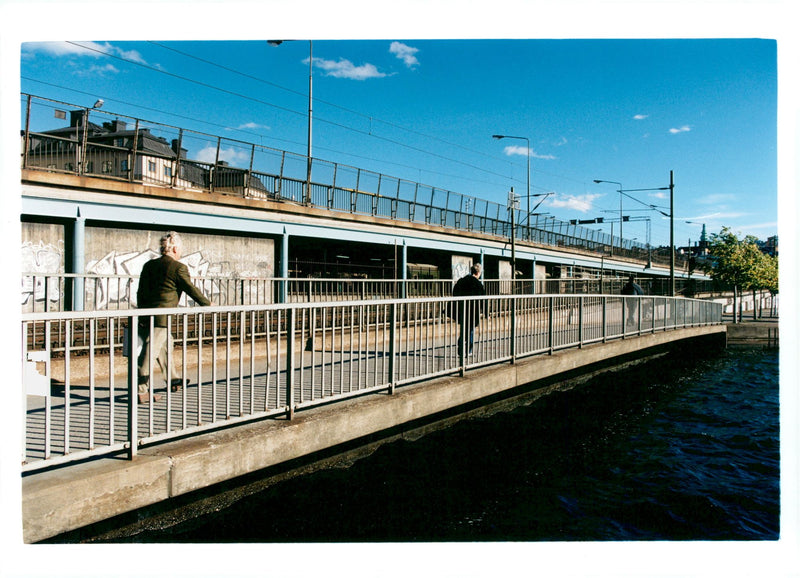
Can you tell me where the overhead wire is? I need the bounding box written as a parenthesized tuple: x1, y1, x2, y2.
(64, 41, 516, 184)
(29, 41, 655, 228)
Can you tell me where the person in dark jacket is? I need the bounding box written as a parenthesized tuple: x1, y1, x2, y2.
(136, 231, 210, 403)
(620, 274, 643, 329)
(452, 263, 485, 356)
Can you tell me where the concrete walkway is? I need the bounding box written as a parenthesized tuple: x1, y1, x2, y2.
(22, 324, 726, 543)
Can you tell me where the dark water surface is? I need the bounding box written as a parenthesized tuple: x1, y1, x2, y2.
(103, 347, 780, 542)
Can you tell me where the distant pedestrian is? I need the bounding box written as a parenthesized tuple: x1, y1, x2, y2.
(137, 231, 210, 404)
(452, 263, 485, 357)
(620, 274, 643, 329)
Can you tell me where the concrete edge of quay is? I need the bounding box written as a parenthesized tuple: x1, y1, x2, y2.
(22, 325, 728, 543)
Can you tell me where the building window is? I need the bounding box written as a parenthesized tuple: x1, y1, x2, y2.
(148, 161, 156, 172)
(120, 160, 129, 172)
(164, 166, 172, 178)
(102, 160, 114, 174)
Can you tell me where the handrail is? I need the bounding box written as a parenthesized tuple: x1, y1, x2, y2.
(20, 272, 722, 313)
(21, 93, 682, 266)
(22, 293, 723, 471)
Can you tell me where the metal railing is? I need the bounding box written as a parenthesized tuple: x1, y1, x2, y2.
(21, 94, 683, 268)
(21, 272, 718, 314)
(22, 294, 722, 472)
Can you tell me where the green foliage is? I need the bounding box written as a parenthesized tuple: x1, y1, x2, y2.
(709, 227, 778, 293)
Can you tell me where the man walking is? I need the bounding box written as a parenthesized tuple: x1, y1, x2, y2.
(620, 274, 644, 330)
(452, 263, 485, 357)
(137, 231, 210, 403)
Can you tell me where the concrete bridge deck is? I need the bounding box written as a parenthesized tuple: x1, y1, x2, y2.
(22, 322, 726, 543)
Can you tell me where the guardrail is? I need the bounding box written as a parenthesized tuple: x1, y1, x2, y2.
(21, 93, 683, 267)
(22, 294, 722, 472)
(21, 273, 716, 313)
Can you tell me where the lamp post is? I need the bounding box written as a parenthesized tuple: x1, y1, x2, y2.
(269, 39, 313, 205)
(593, 180, 623, 252)
(493, 134, 530, 239)
(508, 187, 519, 287)
(607, 174, 674, 295)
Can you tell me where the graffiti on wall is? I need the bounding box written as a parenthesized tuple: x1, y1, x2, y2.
(451, 255, 473, 283)
(85, 249, 220, 309)
(22, 243, 273, 310)
(21, 240, 63, 307)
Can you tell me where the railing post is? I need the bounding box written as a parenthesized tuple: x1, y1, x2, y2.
(23, 94, 32, 170)
(578, 296, 584, 348)
(510, 296, 517, 363)
(171, 128, 183, 188)
(548, 296, 554, 355)
(602, 296, 607, 342)
(621, 297, 626, 338)
(127, 316, 138, 459)
(131, 119, 140, 183)
(388, 302, 397, 394)
(285, 307, 296, 419)
(637, 297, 642, 334)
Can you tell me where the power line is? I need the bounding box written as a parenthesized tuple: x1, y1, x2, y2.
(65, 41, 514, 183)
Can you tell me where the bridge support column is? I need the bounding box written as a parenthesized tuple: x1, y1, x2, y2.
(280, 228, 289, 303)
(400, 240, 407, 299)
(71, 209, 85, 311)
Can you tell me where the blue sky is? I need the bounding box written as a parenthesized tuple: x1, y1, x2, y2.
(19, 38, 778, 249)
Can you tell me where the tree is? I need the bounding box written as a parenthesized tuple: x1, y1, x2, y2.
(708, 228, 778, 322)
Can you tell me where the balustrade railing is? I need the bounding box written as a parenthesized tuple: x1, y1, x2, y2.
(21, 273, 718, 314)
(21, 93, 682, 267)
(22, 294, 723, 472)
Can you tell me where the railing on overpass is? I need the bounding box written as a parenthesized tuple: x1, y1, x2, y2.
(22, 293, 723, 472)
(21, 93, 683, 268)
(21, 273, 716, 313)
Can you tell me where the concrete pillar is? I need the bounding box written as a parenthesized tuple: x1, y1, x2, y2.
(400, 240, 408, 298)
(72, 209, 85, 311)
(280, 228, 289, 303)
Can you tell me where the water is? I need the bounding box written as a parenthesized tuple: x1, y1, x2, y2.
(97, 347, 780, 542)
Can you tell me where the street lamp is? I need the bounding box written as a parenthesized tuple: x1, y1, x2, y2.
(493, 134, 530, 239)
(613, 174, 675, 295)
(593, 179, 623, 252)
(269, 39, 313, 205)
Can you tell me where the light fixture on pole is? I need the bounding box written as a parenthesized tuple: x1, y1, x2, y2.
(493, 134, 530, 239)
(605, 176, 674, 295)
(269, 39, 313, 205)
(593, 179, 623, 252)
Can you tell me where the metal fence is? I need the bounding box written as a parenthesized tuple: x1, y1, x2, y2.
(22, 294, 722, 472)
(21, 93, 682, 267)
(21, 273, 718, 313)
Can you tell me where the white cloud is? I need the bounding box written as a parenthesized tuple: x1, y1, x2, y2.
(389, 42, 420, 68)
(633, 114, 649, 120)
(310, 57, 386, 80)
(75, 63, 119, 77)
(696, 193, 737, 205)
(503, 144, 556, 160)
(23, 41, 149, 69)
(669, 125, 691, 134)
(549, 193, 603, 213)
(235, 122, 270, 131)
(196, 146, 251, 166)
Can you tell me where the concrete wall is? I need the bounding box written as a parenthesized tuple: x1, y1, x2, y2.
(21, 222, 275, 310)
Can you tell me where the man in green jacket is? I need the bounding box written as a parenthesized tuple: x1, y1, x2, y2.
(137, 231, 211, 403)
